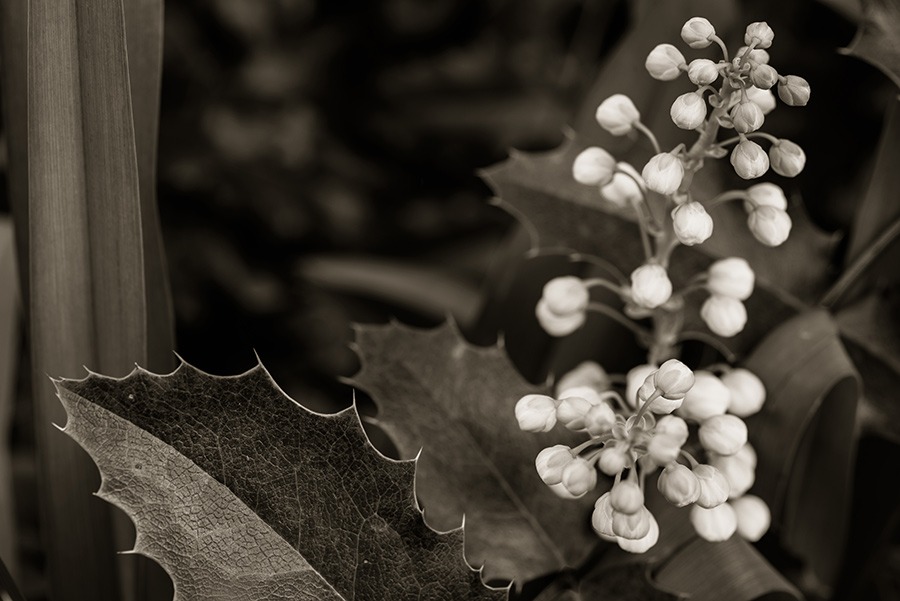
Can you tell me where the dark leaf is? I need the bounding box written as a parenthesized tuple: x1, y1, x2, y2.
(841, 0, 900, 89)
(56, 361, 506, 601)
(348, 320, 598, 585)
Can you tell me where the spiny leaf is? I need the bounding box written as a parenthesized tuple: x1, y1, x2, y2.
(348, 320, 598, 585)
(55, 361, 505, 601)
(842, 0, 900, 89)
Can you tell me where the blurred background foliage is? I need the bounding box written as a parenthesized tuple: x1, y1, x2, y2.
(2, 0, 899, 599)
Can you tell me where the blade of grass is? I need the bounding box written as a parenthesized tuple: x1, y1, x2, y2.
(0, 219, 20, 584)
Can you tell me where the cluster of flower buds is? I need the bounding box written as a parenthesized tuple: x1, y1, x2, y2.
(516, 358, 771, 552)
(744, 183, 792, 246)
(699, 257, 754, 337)
(535, 276, 590, 337)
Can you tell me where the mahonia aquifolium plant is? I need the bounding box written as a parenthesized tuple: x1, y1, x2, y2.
(516, 18, 808, 553)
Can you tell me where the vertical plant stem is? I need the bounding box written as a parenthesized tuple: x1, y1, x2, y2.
(0, 220, 20, 583)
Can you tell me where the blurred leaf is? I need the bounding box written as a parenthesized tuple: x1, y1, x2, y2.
(579, 561, 683, 601)
(0, 218, 20, 582)
(842, 0, 900, 88)
(56, 361, 506, 601)
(348, 320, 598, 585)
(744, 310, 859, 594)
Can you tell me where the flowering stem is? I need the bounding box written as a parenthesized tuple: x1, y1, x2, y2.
(587, 302, 652, 340)
(629, 198, 655, 261)
(716, 130, 780, 148)
(569, 253, 629, 285)
(703, 189, 748, 209)
(679, 449, 700, 468)
(634, 121, 662, 154)
(583, 277, 626, 296)
(709, 34, 730, 62)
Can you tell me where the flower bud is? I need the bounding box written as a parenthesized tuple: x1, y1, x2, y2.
(658, 463, 701, 507)
(598, 444, 629, 476)
(556, 385, 602, 407)
(584, 402, 617, 436)
(630, 264, 673, 309)
(769, 139, 806, 177)
(687, 58, 719, 85)
(637, 378, 683, 414)
(736, 47, 771, 66)
(515, 394, 558, 432)
(645, 44, 686, 81)
(691, 503, 738, 541)
(700, 295, 747, 338)
(654, 359, 695, 399)
(707, 257, 755, 301)
(670, 92, 707, 130)
(611, 480, 644, 514)
(557, 361, 610, 396)
(679, 370, 731, 422)
(548, 482, 583, 499)
(708, 443, 756, 498)
(573, 147, 616, 186)
(536, 299, 585, 337)
(681, 17, 716, 48)
(613, 506, 651, 540)
(748, 206, 792, 246)
(744, 182, 787, 211)
(626, 364, 657, 408)
(693, 464, 730, 508)
(561, 457, 597, 497)
(655, 415, 689, 445)
(672, 202, 713, 246)
(731, 101, 764, 134)
(647, 433, 682, 464)
(592, 492, 617, 540)
(595, 94, 641, 136)
(535, 445, 574, 485)
(541, 276, 589, 317)
(699, 414, 748, 456)
(617, 510, 659, 553)
(556, 396, 594, 431)
(744, 22, 774, 49)
(746, 86, 776, 114)
(732, 495, 771, 541)
(777, 75, 810, 106)
(601, 171, 643, 208)
(750, 64, 779, 89)
(642, 152, 684, 195)
(730, 139, 769, 179)
(721, 368, 766, 417)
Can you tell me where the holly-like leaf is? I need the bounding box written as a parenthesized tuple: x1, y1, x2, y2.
(348, 320, 599, 585)
(842, 0, 900, 89)
(55, 361, 506, 601)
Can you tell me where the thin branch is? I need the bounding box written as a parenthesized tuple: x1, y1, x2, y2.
(587, 301, 652, 340)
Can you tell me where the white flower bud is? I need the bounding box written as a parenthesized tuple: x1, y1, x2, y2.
(584, 402, 617, 436)
(701, 295, 747, 338)
(617, 510, 659, 553)
(654, 358, 695, 399)
(556, 396, 594, 431)
(592, 492, 617, 540)
(750, 64, 779, 89)
(548, 482, 584, 499)
(707, 257, 755, 301)
(736, 46, 771, 66)
(681, 17, 716, 48)
(708, 443, 757, 498)
(613, 505, 652, 540)
(670, 92, 708, 130)
(626, 364, 658, 408)
(601, 171, 644, 208)
(655, 415, 689, 446)
(611, 480, 644, 514)
(699, 414, 748, 456)
(557, 361, 610, 395)
(630, 264, 673, 309)
(746, 86, 776, 114)
(557, 385, 603, 407)
(730, 139, 769, 179)
(693, 464, 730, 508)
(658, 463, 701, 507)
(642, 152, 684, 195)
(679, 370, 731, 422)
(645, 44, 686, 80)
(561, 457, 598, 497)
(595, 94, 641, 136)
(515, 394, 558, 432)
(647, 433, 682, 465)
(637, 378, 682, 414)
(777, 75, 810, 106)
(687, 58, 719, 85)
(731, 101, 764, 134)
(732, 495, 771, 541)
(541, 276, 589, 316)
(769, 139, 806, 177)
(598, 444, 629, 476)
(536, 299, 585, 336)
(691, 503, 738, 541)
(748, 206, 792, 246)
(721, 368, 766, 417)
(744, 182, 787, 211)
(672, 201, 713, 246)
(535, 444, 574, 485)
(573, 147, 616, 186)
(744, 22, 774, 49)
